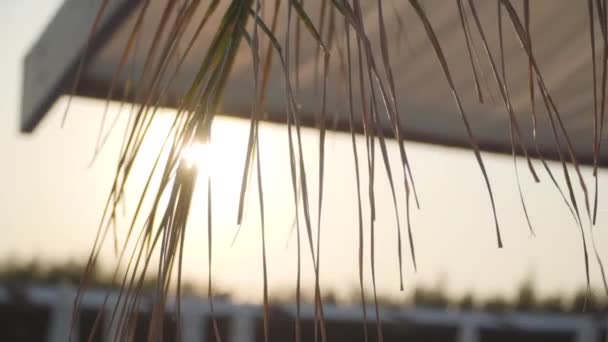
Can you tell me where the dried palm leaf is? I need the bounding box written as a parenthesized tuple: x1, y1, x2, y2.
(65, 1, 608, 341)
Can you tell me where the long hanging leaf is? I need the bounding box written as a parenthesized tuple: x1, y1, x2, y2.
(498, 13, 608, 309)
(465, 0, 539, 183)
(537, 80, 591, 307)
(589, 0, 600, 211)
(313, 0, 329, 94)
(518, 0, 580, 227)
(500, 0, 592, 223)
(207, 177, 223, 342)
(242, 13, 273, 340)
(376, 0, 421, 223)
(377, 0, 419, 272)
(483, 1, 537, 237)
(372, 88, 409, 287)
(500, 5, 535, 237)
(410, 0, 503, 248)
(246, 11, 308, 341)
(457, 0, 484, 103)
(344, 14, 368, 342)
(593, 0, 608, 224)
(257, 127, 270, 342)
(286, 3, 329, 341)
(359, 0, 414, 280)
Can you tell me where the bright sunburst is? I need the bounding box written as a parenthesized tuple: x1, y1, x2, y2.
(181, 142, 212, 171)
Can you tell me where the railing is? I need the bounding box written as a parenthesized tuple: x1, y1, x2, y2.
(0, 285, 605, 342)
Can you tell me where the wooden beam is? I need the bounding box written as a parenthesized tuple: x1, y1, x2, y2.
(20, 0, 140, 132)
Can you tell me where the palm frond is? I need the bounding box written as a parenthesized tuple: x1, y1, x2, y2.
(64, 1, 608, 341)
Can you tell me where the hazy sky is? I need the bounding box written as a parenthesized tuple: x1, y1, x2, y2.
(1, 1, 607, 305)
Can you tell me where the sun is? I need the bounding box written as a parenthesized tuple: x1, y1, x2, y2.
(181, 141, 212, 171)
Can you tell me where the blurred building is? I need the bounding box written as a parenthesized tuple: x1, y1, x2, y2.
(0, 284, 605, 342)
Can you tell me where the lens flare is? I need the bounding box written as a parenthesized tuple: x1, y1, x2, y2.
(181, 142, 210, 171)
